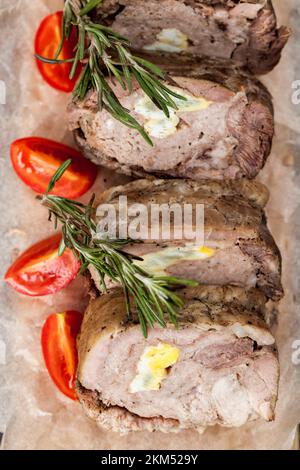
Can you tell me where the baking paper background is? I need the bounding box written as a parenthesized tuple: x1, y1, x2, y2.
(0, 0, 299, 450)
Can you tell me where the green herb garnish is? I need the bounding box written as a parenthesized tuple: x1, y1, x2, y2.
(39, 160, 197, 336)
(36, 0, 185, 145)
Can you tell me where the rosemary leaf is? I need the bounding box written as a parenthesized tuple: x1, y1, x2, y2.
(69, 48, 81, 80)
(132, 56, 166, 79)
(47, 159, 72, 193)
(105, 60, 127, 90)
(58, 237, 66, 256)
(63, 2, 74, 39)
(35, 53, 76, 65)
(54, 13, 66, 60)
(80, 0, 103, 17)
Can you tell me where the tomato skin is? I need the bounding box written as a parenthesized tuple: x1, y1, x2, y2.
(35, 11, 82, 92)
(10, 137, 97, 198)
(5, 234, 81, 297)
(41, 311, 83, 400)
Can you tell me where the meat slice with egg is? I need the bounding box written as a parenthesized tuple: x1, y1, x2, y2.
(68, 63, 274, 181)
(92, 0, 289, 75)
(89, 178, 283, 301)
(76, 286, 279, 433)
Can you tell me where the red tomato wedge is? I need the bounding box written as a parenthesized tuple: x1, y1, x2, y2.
(35, 11, 82, 92)
(5, 234, 81, 297)
(10, 137, 97, 198)
(41, 311, 83, 400)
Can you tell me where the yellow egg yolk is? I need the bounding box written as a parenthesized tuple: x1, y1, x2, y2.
(130, 343, 180, 393)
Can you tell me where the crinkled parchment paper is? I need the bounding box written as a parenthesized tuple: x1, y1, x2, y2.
(0, 0, 299, 450)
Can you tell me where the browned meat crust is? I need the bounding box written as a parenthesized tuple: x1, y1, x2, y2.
(76, 382, 183, 433)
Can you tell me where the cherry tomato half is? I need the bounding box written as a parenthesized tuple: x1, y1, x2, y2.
(5, 234, 81, 296)
(35, 11, 82, 92)
(41, 311, 83, 400)
(11, 137, 97, 198)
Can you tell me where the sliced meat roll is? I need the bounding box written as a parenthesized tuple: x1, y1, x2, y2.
(68, 66, 274, 181)
(90, 179, 283, 300)
(92, 0, 289, 75)
(76, 286, 279, 433)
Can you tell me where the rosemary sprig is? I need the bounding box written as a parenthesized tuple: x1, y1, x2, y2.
(40, 160, 197, 336)
(36, 0, 185, 145)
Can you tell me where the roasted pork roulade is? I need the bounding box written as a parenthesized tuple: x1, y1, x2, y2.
(92, 0, 289, 75)
(68, 65, 274, 181)
(76, 286, 279, 433)
(89, 178, 283, 301)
